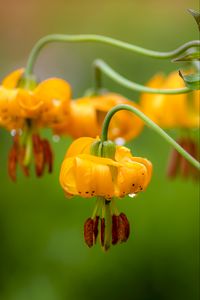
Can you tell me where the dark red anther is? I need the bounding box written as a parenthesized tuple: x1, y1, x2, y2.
(43, 139, 53, 173)
(167, 148, 181, 178)
(180, 139, 191, 178)
(118, 213, 130, 243)
(18, 146, 29, 177)
(32, 134, 45, 177)
(8, 140, 18, 182)
(112, 215, 119, 245)
(84, 218, 94, 248)
(100, 218, 105, 247)
(167, 138, 184, 178)
(120, 213, 130, 241)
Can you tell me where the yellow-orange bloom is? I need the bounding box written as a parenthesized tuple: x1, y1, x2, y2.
(0, 69, 72, 181)
(140, 71, 199, 129)
(55, 93, 144, 142)
(0, 69, 72, 129)
(60, 137, 152, 199)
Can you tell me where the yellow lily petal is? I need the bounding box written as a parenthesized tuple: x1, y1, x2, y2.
(66, 99, 99, 138)
(35, 78, 71, 105)
(74, 156, 114, 198)
(59, 157, 77, 195)
(16, 90, 43, 118)
(2, 69, 24, 89)
(117, 161, 148, 197)
(132, 157, 152, 189)
(66, 137, 95, 158)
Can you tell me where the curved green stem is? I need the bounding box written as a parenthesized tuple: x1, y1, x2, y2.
(101, 104, 200, 170)
(24, 34, 200, 77)
(93, 59, 191, 94)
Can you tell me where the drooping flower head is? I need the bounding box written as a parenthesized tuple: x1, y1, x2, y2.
(140, 71, 199, 180)
(0, 69, 72, 181)
(54, 93, 144, 143)
(60, 137, 152, 250)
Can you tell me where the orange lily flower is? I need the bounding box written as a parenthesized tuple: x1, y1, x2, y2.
(140, 71, 199, 129)
(0, 69, 72, 181)
(140, 71, 199, 180)
(60, 137, 152, 250)
(55, 93, 144, 143)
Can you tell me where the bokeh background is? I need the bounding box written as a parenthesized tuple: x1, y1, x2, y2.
(0, 0, 199, 299)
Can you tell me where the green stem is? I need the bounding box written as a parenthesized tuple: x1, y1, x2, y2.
(24, 34, 200, 77)
(93, 59, 191, 94)
(101, 104, 200, 170)
(23, 130, 33, 166)
(104, 200, 112, 251)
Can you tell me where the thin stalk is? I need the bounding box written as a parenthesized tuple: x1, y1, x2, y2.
(93, 59, 191, 94)
(101, 104, 200, 170)
(23, 130, 33, 166)
(104, 200, 112, 251)
(24, 34, 200, 77)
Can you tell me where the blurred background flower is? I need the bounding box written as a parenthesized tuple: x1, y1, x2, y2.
(0, 0, 199, 300)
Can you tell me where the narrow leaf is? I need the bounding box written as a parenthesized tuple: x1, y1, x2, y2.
(188, 9, 200, 31)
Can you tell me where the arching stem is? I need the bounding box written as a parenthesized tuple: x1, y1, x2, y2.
(24, 34, 200, 77)
(101, 104, 200, 170)
(93, 59, 191, 94)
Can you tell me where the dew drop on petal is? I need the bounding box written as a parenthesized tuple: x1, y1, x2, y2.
(53, 99, 61, 107)
(52, 135, 60, 143)
(10, 129, 17, 137)
(115, 137, 126, 146)
(128, 193, 137, 198)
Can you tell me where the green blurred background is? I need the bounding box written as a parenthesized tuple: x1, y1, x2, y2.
(0, 0, 199, 299)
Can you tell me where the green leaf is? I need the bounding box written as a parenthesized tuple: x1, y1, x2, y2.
(188, 8, 200, 31)
(179, 70, 200, 90)
(173, 51, 200, 62)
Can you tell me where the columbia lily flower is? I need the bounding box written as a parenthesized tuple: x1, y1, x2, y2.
(60, 137, 152, 250)
(0, 69, 72, 181)
(55, 93, 144, 143)
(140, 71, 199, 180)
(140, 71, 199, 129)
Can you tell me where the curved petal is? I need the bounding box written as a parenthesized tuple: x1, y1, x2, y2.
(16, 90, 43, 118)
(115, 145, 133, 161)
(116, 161, 149, 197)
(66, 137, 96, 158)
(66, 99, 99, 138)
(35, 78, 71, 106)
(2, 69, 24, 89)
(132, 157, 152, 189)
(59, 157, 78, 196)
(74, 156, 114, 198)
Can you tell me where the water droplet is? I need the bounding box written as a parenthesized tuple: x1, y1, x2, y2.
(52, 135, 60, 143)
(53, 99, 61, 107)
(115, 137, 125, 146)
(10, 129, 17, 137)
(128, 193, 137, 198)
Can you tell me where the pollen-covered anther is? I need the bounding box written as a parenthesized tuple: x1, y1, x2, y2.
(8, 137, 19, 182)
(84, 218, 94, 248)
(84, 216, 99, 248)
(112, 213, 130, 244)
(167, 137, 199, 181)
(8, 135, 30, 181)
(32, 134, 53, 177)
